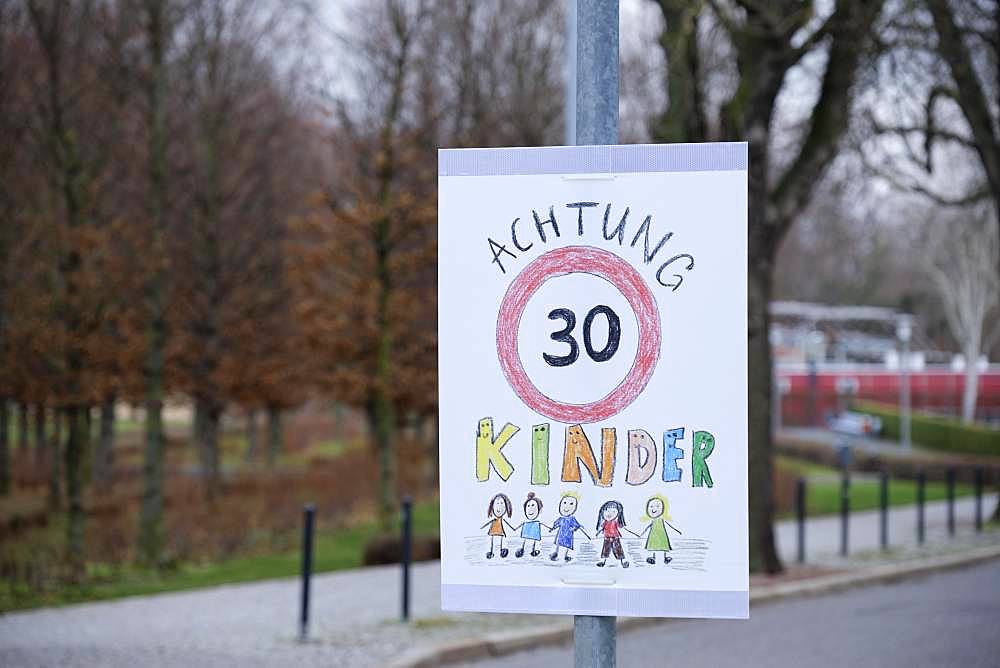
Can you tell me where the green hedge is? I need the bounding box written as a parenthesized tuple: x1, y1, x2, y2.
(854, 401, 1000, 457)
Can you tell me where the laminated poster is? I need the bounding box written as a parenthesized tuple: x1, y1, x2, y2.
(438, 142, 749, 619)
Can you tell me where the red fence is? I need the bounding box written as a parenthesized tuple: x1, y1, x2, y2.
(777, 366, 1000, 426)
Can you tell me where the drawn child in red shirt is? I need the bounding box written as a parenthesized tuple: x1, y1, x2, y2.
(595, 499, 637, 568)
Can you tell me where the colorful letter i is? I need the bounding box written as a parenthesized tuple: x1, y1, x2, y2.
(531, 423, 550, 485)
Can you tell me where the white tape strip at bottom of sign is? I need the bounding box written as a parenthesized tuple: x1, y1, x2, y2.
(442, 583, 749, 619)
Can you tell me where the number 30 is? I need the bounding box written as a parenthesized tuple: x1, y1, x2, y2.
(543, 305, 621, 367)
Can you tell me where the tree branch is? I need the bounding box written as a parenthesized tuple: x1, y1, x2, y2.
(769, 1, 884, 235)
(926, 0, 1000, 196)
(862, 150, 992, 207)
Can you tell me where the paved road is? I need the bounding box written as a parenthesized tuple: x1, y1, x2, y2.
(462, 557, 1000, 668)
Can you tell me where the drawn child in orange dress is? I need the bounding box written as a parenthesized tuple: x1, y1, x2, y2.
(480, 493, 516, 559)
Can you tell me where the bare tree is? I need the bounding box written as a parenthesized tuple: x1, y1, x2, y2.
(650, 0, 885, 573)
(0, 0, 26, 496)
(866, 0, 998, 268)
(137, 0, 174, 567)
(21, 0, 134, 576)
(925, 207, 1000, 422)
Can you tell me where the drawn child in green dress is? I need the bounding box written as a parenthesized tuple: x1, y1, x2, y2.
(637, 494, 682, 565)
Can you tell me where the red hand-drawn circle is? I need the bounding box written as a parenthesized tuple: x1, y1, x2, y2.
(496, 246, 661, 423)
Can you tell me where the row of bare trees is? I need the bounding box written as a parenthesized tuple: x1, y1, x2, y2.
(0, 0, 996, 576)
(0, 0, 320, 573)
(0, 0, 570, 571)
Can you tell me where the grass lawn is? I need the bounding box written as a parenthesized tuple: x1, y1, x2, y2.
(1, 500, 440, 612)
(777, 456, 974, 517)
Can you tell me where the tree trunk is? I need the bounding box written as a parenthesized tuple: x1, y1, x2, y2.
(426, 414, 439, 492)
(244, 408, 258, 462)
(194, 396, 221, 499)
(64, 405, 86, 580)
(373, 216, 397, 530)
(332, 402, 344, 439)
(48, 408, 63, 511)
(369, 391, 396, 531)
(748, 257, 782, 574)
(94, 394, 115, 488)
(139, 389, 165, 566)
(266, 403, 282, 467)
(17, 402, 28, 454)
(33, 403, 46, 469)
(0, 398, 10, 496)
(961, 344, 980, 424)
(84, 405, 92, 444)
(138, 0, 169, 569)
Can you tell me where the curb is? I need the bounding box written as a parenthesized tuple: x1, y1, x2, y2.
(389, 543, 1000, 668)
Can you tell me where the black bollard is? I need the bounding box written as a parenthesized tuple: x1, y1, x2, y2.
(946, 468, 956, 536)
(401, 496, 413, 622)
(300, 504, 315, 641)
(916, 473, 925, 545)
(879, 471, 889, 551)
(840, 470, 850, 557)
(796, 478, 806, 564)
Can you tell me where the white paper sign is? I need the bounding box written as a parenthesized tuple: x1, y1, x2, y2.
(438, 143, 749, 619)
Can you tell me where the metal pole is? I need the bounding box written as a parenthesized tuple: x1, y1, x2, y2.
(840, 469, 850, 557)
(572, 1, 618, 665)
(573, 0, 618, 146)
(807, 357, 818, 426)
(946, 468, 956, 536)
(401, 496, 413, 622)
(299, 504, 315, 641)
(898, 316, 912, 449)
(974, 467, 983, 532)
(565, 0, 577, 145)
(916, 473, 925, 545)
(879, 471, 889, 551)
(795, 478, 806, 563)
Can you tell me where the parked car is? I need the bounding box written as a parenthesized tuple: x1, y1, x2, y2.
(827, 411, 883, 436)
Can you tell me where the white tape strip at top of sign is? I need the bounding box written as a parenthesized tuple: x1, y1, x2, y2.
(438, 142, 748, 177)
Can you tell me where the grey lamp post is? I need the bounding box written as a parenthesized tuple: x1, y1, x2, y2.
(896, 314, 912, 449)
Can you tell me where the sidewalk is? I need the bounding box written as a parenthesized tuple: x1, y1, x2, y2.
(1, 497, 997, 667)
(776, 494, 998, 563)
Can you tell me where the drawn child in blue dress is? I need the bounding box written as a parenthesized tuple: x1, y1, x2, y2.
(549, 493, 590, 562)
(515, 492, 550, 558)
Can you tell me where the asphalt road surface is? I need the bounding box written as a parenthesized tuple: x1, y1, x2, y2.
(461, 557, 1000, 668)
